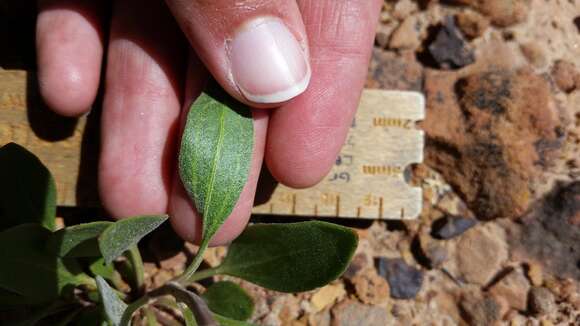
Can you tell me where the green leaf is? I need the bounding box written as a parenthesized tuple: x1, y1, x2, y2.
(88, 257, 125, 291)
(213, 314, 257, 326)
(98, 215, 168, 264)
(96, 276, 127, 326)
(0, 224, 92, 302)
(47, 221, 112, 257)
(202, 281, 253, 321)
(89, 257, 115, 280)
(0, 143, 56, 231)
(216, 221, 358, 293)
(178, 90, 254, 243)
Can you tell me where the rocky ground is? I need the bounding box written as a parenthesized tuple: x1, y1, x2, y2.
(145, 1, 579, 325)
(1, 0, 579, 325)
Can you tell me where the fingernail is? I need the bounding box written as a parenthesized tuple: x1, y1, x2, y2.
(229, 18, 311, 103)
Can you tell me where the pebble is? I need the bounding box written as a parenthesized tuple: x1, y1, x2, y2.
(389, 16, 421, 50)
(331, 300, 389, 326)
(431, 215, 477, 239)
(526, 262, 544, 287)
(392, 0, 418, 21)
(417, 233, 448, 268)
(310, 284, 346, 313)
(457, 224, 508, 285)
(424, 68, 561, 219)
(376, 257, 423, 299)
(458, 0, 529, 27)
(488, 268, 531, 311)
(552, 60, 579, 93)
(366, 49, 424, 91)
(528, 287, 556, 316)
(455, 10, 489, 39)
(460, 292, 502, 326)
(351, 268, 390, 305)
(428, 16, 475, 69)
(342, 252, 369, 280)
(520, 42, 548, 68)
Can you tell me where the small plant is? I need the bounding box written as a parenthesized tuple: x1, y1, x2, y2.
(0, 88, 358, 326)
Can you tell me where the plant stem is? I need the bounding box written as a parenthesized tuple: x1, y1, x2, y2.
(121, 282, 217, 326)
(127, 245, 145, 292)
(187, 267, 221, 283)
(177, 237, 211, 284)
(121, 294, 150, 326)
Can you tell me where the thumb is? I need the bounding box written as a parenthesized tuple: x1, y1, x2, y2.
(165, 0, 311, 106)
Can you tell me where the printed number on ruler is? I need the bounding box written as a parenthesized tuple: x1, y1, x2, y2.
(252, 89, 425, 219)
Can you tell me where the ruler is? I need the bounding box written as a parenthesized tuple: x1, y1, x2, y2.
(0, 70, 424, 220)
(253, 90, 424, 219)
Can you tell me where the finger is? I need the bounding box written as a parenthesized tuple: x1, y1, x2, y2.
(36, 0, 104, 117)
(169, 61, 269, 246)
(266, 0, 382, 187)
(165, 0, 310, 106)
(99, 0, 186, 218)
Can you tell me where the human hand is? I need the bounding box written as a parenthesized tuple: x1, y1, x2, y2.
(36, 0, 382, 244)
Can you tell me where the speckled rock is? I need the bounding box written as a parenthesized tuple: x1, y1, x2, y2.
(457, 224, 508, 285)
(366, 49, 423, 91)
(331, 300, 389, 326)
(459, 292, 502, 326)
(508, 182, 580, 280)
(528, 287, 557, 316)
(424, 68, 561, 219)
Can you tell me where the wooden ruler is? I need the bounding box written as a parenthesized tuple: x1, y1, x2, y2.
(0, 69, 424, 220)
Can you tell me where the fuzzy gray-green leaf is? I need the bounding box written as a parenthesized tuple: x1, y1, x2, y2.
(216, 221, 358, 293)
(47, 221, 112, 257)
(202, 281, 253, 321)
(0, 224, 91, 302)
(96, 276, 127, 326)
(98, 215, 168, 264)
(178, 90, 253, 242)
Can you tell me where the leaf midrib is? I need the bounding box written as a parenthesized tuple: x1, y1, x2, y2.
(202, 107, 226, 235)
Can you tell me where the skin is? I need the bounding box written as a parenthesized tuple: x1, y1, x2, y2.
(36, 0, 383, 245)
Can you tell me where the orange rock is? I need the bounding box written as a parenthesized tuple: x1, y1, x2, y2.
(552, 60, 579, 93)
(423, 68, 561, 219)
(455, 10, 489, 39)
(351, 268, 390, 305)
